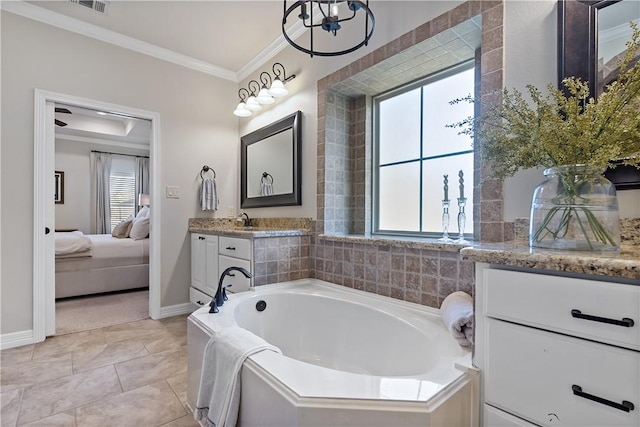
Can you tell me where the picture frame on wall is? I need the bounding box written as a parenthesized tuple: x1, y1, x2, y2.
(55, 171, 64, 204)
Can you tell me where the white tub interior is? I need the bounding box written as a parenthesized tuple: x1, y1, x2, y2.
(187, 279, 477, 427)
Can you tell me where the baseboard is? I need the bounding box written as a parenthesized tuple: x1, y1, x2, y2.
(1, 329, 36, 350)
(159, 302, 195, 318)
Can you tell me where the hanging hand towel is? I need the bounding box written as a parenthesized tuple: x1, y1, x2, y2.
(201, 178, 219, 211)
(440, 291, 474, 347)
(195, 327, 281, 427)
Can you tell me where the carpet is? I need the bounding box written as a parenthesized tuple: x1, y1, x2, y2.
(55, 289, 149, 335)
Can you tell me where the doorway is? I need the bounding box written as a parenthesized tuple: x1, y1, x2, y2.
(34, 89, 161, 341)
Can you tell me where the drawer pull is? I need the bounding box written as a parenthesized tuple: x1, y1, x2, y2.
(196, 300, 205, 306)
(570, 309, 635, 327)
(225, 246, 236, 250)
(198, 236, 205, 240)
(227, 273, 236, 277)
(572, 385, 635, 412)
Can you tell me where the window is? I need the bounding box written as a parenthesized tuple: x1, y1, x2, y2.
(109, 156, 136, 231)
(374, 62, 475, 236)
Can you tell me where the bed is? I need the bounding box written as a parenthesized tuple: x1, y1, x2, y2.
(55, 231, 149, 299)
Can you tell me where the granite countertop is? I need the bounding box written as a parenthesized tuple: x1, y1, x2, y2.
(318, 233, 469, 252)
(188, 226, 311, 238)
(460, 243, 640, 280)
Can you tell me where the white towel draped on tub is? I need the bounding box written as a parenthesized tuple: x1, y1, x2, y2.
(195, 327, 281, 427)
(201, 178, 219, 211)
(440, 291, 474, 347)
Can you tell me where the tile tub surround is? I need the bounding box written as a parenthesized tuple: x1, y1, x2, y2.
(461, 242, 640, 280)
(0, 315, 198, 427)
(312, 235, 475, 308)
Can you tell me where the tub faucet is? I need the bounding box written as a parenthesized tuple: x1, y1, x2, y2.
(209, 266, 253, 313)
(237, 212, 252, 228)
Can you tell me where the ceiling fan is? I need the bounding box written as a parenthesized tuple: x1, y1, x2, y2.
(55, 107, 72, 127)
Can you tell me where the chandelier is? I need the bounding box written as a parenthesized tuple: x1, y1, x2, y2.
(282, 1, 375, 57)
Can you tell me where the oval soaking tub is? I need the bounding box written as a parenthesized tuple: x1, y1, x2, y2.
(187, 279, 477, 427)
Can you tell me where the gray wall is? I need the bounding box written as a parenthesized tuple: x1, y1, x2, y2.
(1, 11, 239, 334)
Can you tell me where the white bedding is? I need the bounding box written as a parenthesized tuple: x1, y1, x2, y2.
(55, 231, 92, 256)
(56, 234, 149, 272)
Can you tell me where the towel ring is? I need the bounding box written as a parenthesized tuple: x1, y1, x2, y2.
(261, 172, 274, 184)
(200, 165, 216, 179)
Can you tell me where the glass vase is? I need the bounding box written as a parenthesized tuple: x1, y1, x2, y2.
(529, 165, 620, 251)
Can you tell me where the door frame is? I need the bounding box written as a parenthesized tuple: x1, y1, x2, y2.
(34, 89, 162, 341)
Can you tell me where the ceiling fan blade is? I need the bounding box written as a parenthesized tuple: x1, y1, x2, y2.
(55, 107, 72, 114)
(55, 119, 68, 127)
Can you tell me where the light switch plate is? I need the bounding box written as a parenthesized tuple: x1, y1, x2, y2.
(166, 186, 179, 199)
(227, 206, 235, 218)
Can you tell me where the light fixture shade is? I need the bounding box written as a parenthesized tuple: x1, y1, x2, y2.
(245, 95, 262, 111)
(138, 193, 151, 206)
(233, 102, 252, 117)
(269, 79, 288, 97)
(256, 87, 275, 104)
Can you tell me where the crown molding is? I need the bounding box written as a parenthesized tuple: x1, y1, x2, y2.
(1, 1, 239, 82)
(237, 5, 322, 82)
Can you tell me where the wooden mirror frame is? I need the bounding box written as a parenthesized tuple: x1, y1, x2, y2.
(240, 111, 302, 208)
(558, 0, 640, 189)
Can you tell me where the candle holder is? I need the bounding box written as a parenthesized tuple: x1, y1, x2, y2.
(456, 197, 469, 243)
(438, 200, 453, 242)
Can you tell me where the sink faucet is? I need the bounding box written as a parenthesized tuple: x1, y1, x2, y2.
(237, 212, 252, 228)
(209, 266, 253, 313)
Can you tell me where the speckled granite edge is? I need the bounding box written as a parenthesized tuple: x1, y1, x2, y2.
(188, 217, 312, 238)
(460, 243, 640, 280)
(188, 217, 312, 231)
(318, 233, 469, 252)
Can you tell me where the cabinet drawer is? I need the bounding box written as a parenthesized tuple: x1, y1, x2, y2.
(484, 404, 538, 427)
(190, 286, 212, 308)
(484, 269, 640, 350)
(218, 255, 252, 293)
(485, 319, 639, 427)
(219, 236, 252, 259)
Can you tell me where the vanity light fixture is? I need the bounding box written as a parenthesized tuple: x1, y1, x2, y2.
(282, 0, 375, 58)
(233, 88, 252, 117)
(233, 63, 296, 118)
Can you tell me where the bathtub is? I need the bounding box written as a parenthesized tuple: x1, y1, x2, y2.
(187, 279, 478, 427)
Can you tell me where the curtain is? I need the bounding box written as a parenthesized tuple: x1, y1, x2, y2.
(136, 157, 150, 214)
(90, 152, 113, 234)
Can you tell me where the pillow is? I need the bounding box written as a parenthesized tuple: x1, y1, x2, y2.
(136, 206, 150, 219)
(112, 216, 134, 238)
(129, 216, 149, 240)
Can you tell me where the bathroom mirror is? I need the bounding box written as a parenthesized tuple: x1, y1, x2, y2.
(558, 0, 640, 189)
(241, 111, 302, 208)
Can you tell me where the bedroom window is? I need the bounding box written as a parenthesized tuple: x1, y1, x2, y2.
(373, 61, 475, 237)
(109, 159, 136, 231)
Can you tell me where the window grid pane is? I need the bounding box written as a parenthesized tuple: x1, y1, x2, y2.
(109, 171, 136, 231)
(374, 62, 475, 236)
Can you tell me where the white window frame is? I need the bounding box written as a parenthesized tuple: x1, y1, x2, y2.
(372, 61, 475, 238)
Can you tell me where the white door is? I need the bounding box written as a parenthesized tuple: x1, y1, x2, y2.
(45, 101, 56, 336)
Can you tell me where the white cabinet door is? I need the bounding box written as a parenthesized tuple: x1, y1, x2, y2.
(191, 233, 218, 297)
(485, 319, 639, 427)
(218, 254, 252, 293)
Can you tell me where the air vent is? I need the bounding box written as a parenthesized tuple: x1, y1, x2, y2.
(69, 0, 109, 14)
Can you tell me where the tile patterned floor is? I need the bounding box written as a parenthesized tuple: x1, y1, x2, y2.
(0, 315, 199, 427)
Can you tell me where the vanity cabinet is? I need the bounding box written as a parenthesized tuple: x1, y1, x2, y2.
(190, 233, 253, 308)
(218, 236, 253, 293)
(190, 233, 218, 305)
(475, 265, 640, 427)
